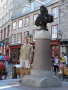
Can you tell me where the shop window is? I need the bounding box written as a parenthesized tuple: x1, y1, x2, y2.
(12, 48, 20, 61)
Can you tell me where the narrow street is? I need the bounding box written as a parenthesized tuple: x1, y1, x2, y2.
(0, 0, 68, 90)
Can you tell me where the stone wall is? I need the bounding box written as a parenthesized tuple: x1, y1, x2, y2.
(60, 0, 68, 40)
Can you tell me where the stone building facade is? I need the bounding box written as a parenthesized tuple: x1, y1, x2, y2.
(0, 0, 13, 55)
(59, 0, 68, 55)
(10, 0, 60, 63)
(0, 0, 30, 56)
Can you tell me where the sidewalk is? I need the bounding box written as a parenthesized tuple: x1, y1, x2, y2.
(0, 79, 68, 90)
(0, 64, 68, 90)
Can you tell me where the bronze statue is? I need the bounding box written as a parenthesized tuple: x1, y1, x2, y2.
(35, 5, 54, 30)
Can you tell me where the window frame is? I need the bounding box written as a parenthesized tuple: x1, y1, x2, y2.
(17, 33, 22, 44)
(1, 30, 3, 40)
(32, 29, 39, 41)
(33, 13, 39, 25)
(12, 21, 17, 30)
(24, 16, 30, 27)
(24, 31, 29, 38)
(51, 6, 59, 19)
(51, 24, 58, 39)
(18, 19, 23, 28)
(7, 25, 10, 37)
(4, 28, 6, 39)
(11, 34, 16, 44)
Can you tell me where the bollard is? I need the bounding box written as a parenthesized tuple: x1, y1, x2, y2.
(12, 66, 17, 79)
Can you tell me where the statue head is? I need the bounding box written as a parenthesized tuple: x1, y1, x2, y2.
(35, 5, 54, 30)
(40, 5, 48, 14)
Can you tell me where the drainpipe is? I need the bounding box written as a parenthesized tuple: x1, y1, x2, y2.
(58, 0, 61, 56)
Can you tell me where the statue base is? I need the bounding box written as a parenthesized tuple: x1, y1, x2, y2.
(21, 30, 61, 88)
(22, 70, 62, 88)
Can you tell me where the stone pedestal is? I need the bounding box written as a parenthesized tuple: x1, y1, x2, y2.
(22, 30, 62, 88)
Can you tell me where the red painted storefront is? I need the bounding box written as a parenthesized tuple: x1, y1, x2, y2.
(8, 40, 60, 64)
(9, 43, 35, 64)
(51, 40, 60, 57)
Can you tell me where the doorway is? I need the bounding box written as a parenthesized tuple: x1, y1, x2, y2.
(51, 45, 60, 57)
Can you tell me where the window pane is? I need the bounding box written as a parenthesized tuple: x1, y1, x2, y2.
(24, 31, 29, 37)
(24, 17, 29, 26)
(13, 22, 16, 29)
(12, 35, 15, 44)
(19, 20, 22, 28)
(33, 14, 39, 24)
(17, 33, 22, 43)
(52, 7, 58, 18)
(7, 25, 10, 36)
(52, 25, 58, 39)
(4, 28, 6, 38)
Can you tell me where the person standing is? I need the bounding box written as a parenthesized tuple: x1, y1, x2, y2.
(0, 60, 8, 80)
(0, 53, 3, 61)
(53, 54, 60, 75)
(19, 37, 33, 78)
(3, 54, 9, 67)
(61, 52, 67, 66)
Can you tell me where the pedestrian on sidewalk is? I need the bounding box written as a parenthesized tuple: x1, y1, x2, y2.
(0, 60, 8, 80)
(61, 52, 67, 65)
(53, 54, 60, 75)
(3, 54, 9, 67)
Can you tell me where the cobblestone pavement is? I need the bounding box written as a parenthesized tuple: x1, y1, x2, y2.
(0, 64, 68, 90)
